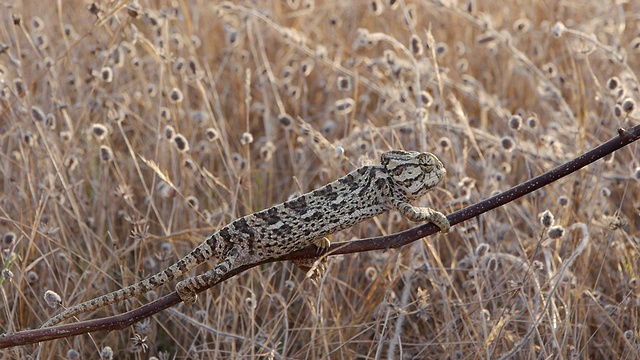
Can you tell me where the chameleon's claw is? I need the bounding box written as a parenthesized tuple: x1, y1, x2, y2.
(434, 213, 451, 234)
(313, 237, 331, 254)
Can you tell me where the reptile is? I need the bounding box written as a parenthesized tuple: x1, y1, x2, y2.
(42, 150, 450, 327)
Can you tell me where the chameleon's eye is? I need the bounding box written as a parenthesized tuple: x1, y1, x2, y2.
(420, 164, 434, 173)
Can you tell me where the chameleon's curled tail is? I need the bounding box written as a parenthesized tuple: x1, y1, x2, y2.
(41, 239, 216, 328)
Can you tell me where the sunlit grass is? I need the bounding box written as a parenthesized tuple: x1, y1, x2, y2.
(0, 0, 638, 358)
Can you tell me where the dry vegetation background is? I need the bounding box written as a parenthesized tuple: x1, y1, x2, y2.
(1, 0, 639, 358)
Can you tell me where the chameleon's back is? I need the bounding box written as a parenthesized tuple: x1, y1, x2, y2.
(245, 165, 390, 258)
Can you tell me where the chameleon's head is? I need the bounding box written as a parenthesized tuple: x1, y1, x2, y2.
(381, 150, 446, 200)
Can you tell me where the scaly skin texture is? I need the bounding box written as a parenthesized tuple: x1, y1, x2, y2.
(42, 150, 450, 327)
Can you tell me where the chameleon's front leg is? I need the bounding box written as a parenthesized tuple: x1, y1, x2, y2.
(394, 201, 450, 233)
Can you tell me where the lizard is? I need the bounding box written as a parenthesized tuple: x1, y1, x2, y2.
(42, 150, 450, 327)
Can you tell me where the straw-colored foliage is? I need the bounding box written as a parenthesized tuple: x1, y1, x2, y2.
(0, 0, 638, 358)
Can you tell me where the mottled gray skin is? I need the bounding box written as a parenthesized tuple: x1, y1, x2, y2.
(43, 150, 450, 327)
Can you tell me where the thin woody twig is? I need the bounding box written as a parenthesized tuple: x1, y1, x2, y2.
(1, 124, 638, 348)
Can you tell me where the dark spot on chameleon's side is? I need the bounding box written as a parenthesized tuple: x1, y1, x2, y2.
(349, 184, 360, 193)
(220, 235, 234, 255)
(191, 247, 206, 263)
(312, 184, 332, 196)
(303, 210, 324, 222)
(284, 196, 307, 211)
(338, 173, 354, 185)
(219, 227, 231, 240)
(217, 262, 229, 273)
(146, 276, 159, 287)
(357, 171, 375, 196)
(233, 218, 256, 248)
(176, 260, 189, 273)
(227, 246, 239, 257)
(313, 184, 340, 201)
(272, 222, 292, 237)
(253, 207, 281, 225)
(357, 167, 369, 176)
(375, 177, 387, 190)
(205, 233, 217, 248)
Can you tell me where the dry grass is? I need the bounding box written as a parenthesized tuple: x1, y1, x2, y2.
(1, 0, 639, 358)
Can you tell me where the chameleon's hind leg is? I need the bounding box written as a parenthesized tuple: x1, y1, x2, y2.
(292, 237, 331, 281)
(176, 258, 234, 304)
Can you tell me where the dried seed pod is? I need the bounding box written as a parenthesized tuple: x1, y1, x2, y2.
(337, 76, 352, 91)
(91, 123, 108, 140)
(100, 145, 114, 162)
(500, 136, 515, 152)
(621, 98, 635, 113)
(508, 115, 522, 130)
(278, 113, 293, 128)
(169, 87, 183, 103)
(335, 98, 355, 115)
(539, 210, 555, 227)
(44, 290, 62, 308)
(547, 225, 565, 239)
(205, 128, 219, 142)
(240, 132, 254, 145)
(31, 106, 46, 122)
(513, 18, 532, 33)
(172, 134, 190, 153)
(185, 196, 199, 210)
(100, 67, 113, 82)
(410, 34, 423, 56)
(369, 0, 384, 15)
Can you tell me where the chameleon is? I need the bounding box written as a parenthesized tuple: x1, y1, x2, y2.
(42, 150, 450, 327)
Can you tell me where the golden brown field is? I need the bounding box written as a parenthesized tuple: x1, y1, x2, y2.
(1, 0, 639, 358)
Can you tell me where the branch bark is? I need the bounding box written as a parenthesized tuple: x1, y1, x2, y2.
(2, 124, 639, 348)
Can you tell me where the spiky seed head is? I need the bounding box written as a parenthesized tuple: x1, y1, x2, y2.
(91, 123, 108, 140)
(509, 115, 522, 130)
(278, 113, 293, 128)
(2, 269, 13, 281)
(539, 210, 555, 227)
(100, 145, 114, 162)
(27, 271, 39, 284)
(335, 98, 355, 115)
(606, 76, 620, 90)
(622, 98, 635, 113)
(66, 349, 80, 360)
(547, 225, 565, 239)
(240, 132, 253, 145)
(44, 290, 62, 308)
(557, 196, 569, 206)
(173, 134, 189, 153)
(169, 87, 183, 103)
(205, 128, 219, 142)
(500, 136, 515, 152)
(100, 346, 114, 360)
(337, 76, 352, 91)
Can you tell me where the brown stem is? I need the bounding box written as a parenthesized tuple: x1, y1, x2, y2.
(1, 124, 638, 348)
